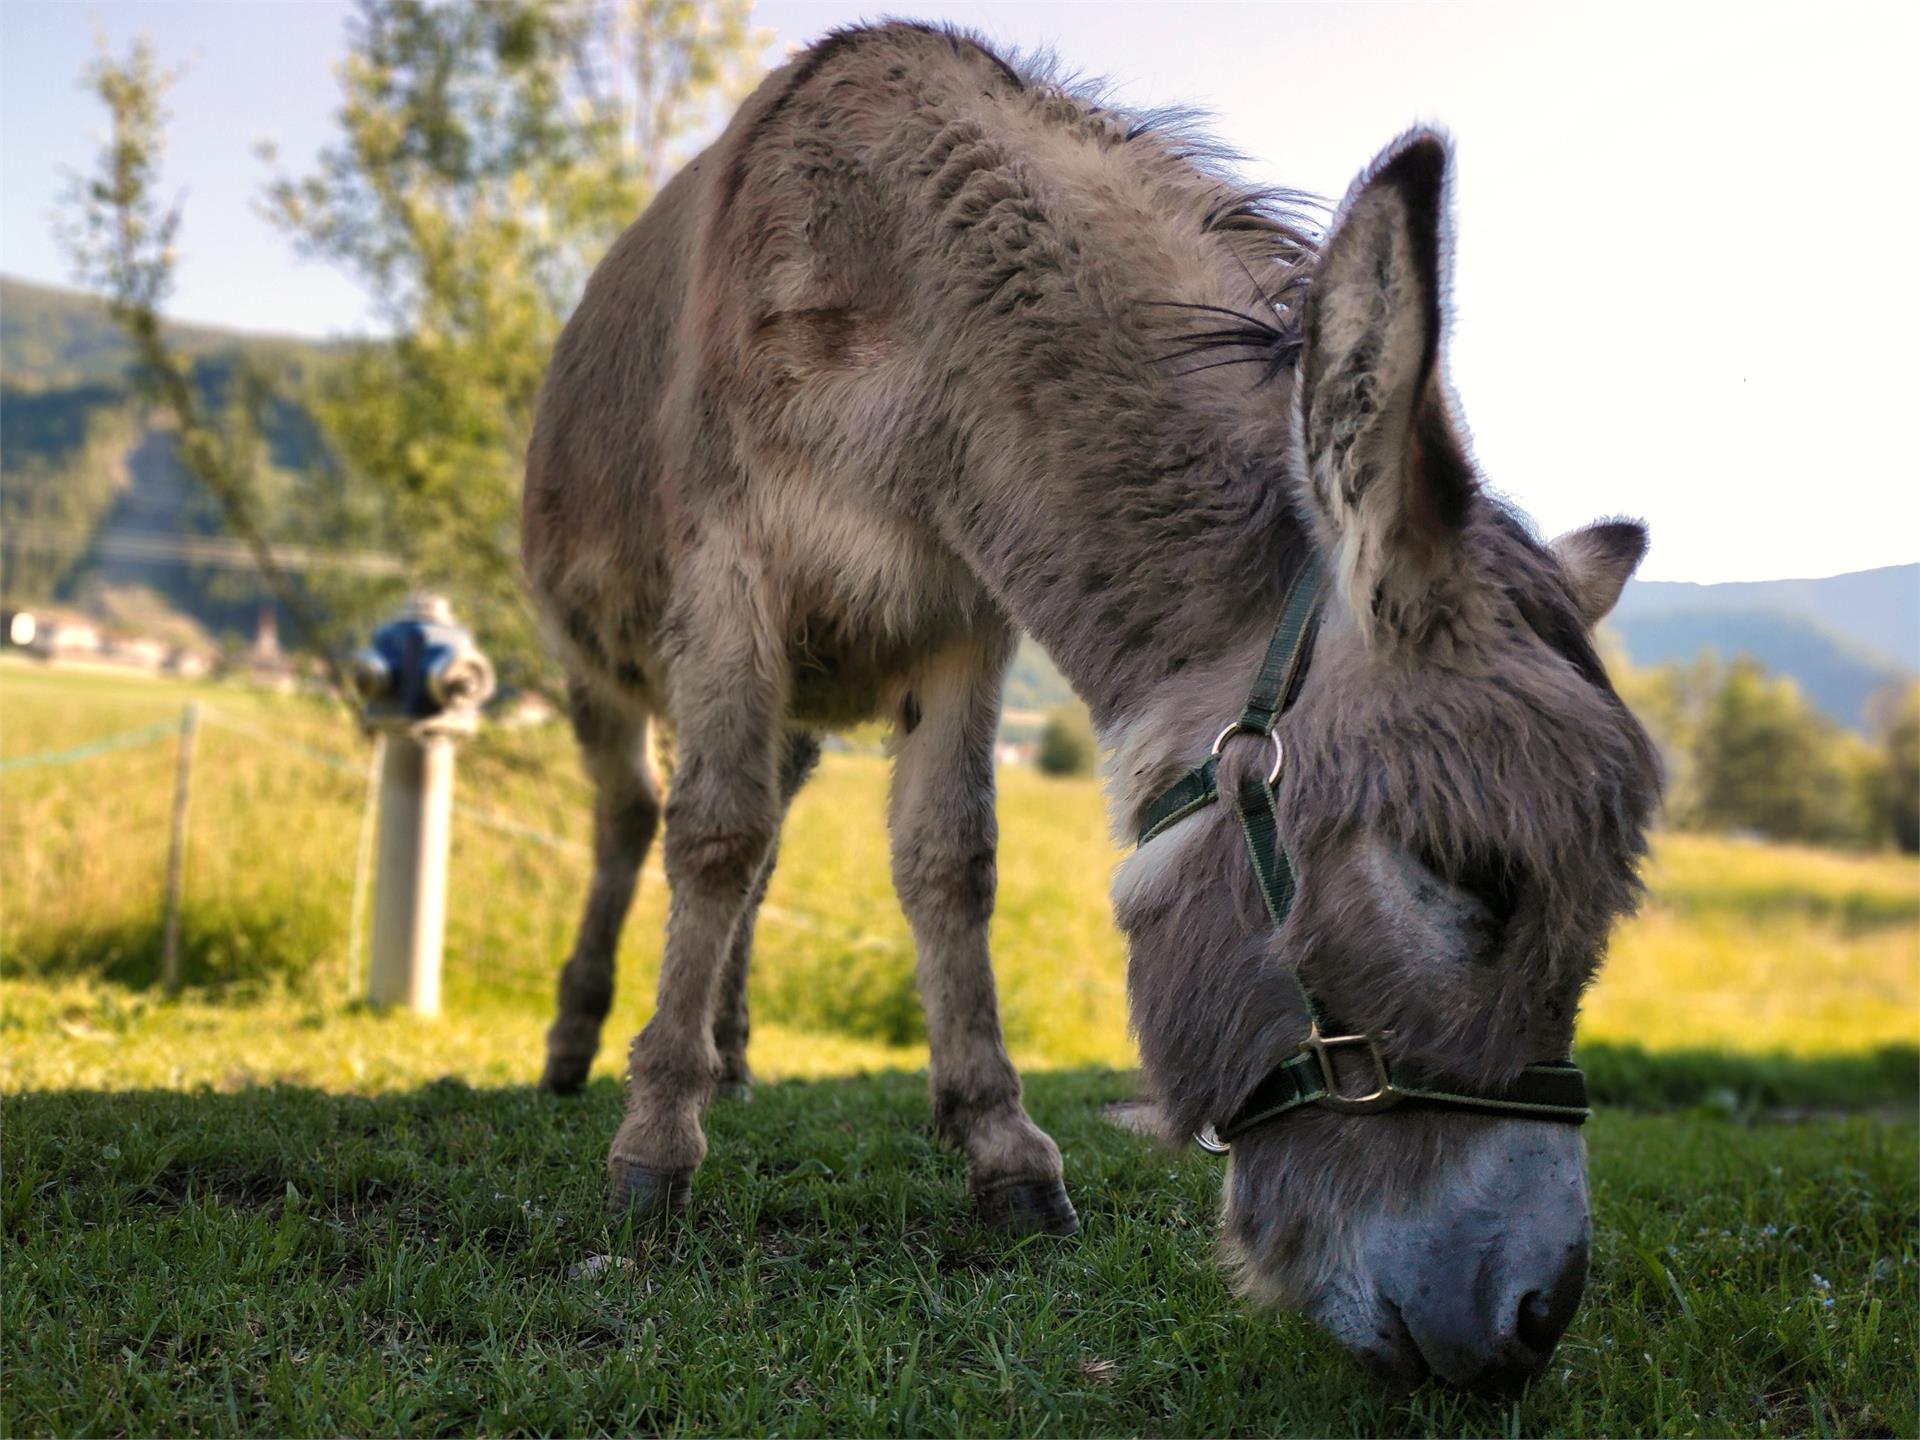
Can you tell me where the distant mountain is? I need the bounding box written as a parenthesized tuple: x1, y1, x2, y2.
(1616, 566, 1918, 673)
(2, 275, 335, 634)
(1612, 565, 1918, 731)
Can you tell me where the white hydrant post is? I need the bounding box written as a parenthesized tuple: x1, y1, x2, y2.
(351, 595, 494, 1015)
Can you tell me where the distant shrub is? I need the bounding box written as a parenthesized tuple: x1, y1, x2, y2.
(1875, 680, 1919, 853)
(1037, 704, 1095, 778)
(1689, 657, 1884, 847)
(1614, 649, 1897, 849)
(753, 934, 924, 1046)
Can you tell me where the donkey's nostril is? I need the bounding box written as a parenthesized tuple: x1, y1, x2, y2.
(1511, 1257, 1586, 1367)
(1516, 1290, 1559, 1353)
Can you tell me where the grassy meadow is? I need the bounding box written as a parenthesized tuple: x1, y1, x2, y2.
(2, 660, 1916, 1436)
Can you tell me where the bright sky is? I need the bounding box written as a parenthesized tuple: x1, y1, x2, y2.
(3, 1, 1915, 584)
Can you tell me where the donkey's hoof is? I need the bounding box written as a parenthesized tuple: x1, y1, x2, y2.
(610, 1162, 692, 1221)
(539, 1054, 592, 1096)
(976, 1176, 1080, 1237)
(715, 1062, 753, 1101)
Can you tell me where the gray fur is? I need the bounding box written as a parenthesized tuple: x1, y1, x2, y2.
(524, 22, 1659, 1388)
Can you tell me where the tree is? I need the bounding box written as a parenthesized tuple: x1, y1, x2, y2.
(1876, 681, 1920, 853)
(55, 36, 354, 701)
(1608, 647, 1721, 828)
(1691, 657, 1877, 846)
(261, 0, 764, 688)
(1037, 704, 1097, 778)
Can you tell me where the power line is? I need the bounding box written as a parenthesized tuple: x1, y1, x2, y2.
(5, 523, 404, 576)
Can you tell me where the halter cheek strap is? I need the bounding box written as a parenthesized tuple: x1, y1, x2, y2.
(1135, 551, 1591, 1150)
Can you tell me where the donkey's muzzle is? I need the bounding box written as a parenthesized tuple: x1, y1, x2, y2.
(1403, 1145, 1587, 1395)
(1403, 1233, 1588, 1397)
(1317, 1121, 1591, 1396)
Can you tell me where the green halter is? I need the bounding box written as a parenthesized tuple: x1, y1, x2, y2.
(1135, 552, 1591, 1150)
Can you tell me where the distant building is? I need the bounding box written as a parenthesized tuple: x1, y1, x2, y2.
(107, 636, 169, 672)
(168, 648, 216, 679)
(28, 613, 104, 660)
(251, 598, 281, 664)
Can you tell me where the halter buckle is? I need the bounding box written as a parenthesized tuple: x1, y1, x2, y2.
(1193, 1124, 1231, 1155)
(1210, 722, 1285, 787)
(1303, 1026, 1401, 1114)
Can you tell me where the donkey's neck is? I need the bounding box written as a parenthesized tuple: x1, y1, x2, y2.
(866, 64, 1323, 824)
(1097, 616, 1292, 820)
(952, 429, 1317, 834)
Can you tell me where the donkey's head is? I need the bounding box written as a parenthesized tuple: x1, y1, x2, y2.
(1121, 132, 1660, 1394)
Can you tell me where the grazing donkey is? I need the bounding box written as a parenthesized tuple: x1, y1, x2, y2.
(523, 22, 1659, 1394)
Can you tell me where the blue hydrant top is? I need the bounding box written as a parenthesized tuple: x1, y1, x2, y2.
(352, 594, 494, 732)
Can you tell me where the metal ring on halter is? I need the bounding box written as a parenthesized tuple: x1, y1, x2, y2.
(1210, 723, 1285, 787)
(1194, 1124, 1231, 1155)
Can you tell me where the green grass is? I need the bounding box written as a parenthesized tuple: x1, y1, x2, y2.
(4, 1076, 1913, 1437)
(3, 661, 1918, 1436)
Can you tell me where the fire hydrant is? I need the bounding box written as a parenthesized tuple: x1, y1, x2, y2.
(351, 595, 494, 1014)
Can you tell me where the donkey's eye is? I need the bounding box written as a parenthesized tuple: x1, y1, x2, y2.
(1454, 853, 1522, 931)
(1417, 846, 1522, 933)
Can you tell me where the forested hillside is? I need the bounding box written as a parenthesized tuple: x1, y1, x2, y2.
(1, 277, 336, 636)
(1610, 605, 1911, 732)
(2, 275, 327, 391)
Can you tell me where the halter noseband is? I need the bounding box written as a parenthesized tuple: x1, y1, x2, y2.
(1134, 552, 1591, 1152)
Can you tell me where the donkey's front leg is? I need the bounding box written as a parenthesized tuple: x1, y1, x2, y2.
(890, 629, 1078, 1237)
(608, 621, 783, 1219)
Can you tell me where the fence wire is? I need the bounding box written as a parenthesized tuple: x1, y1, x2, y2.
(0, 721, 178, 774)
(4, 700, 851, 997)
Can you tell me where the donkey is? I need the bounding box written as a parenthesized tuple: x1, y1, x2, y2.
(522, 22, 1659, 1394)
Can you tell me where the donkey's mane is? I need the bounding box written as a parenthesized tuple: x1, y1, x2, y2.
(1005, 38, 1325, 381)
(815, 21, 1326, 385)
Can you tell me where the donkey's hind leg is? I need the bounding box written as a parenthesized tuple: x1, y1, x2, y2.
(608, 602, 784, 1218)
(712, 730, 822, 1098)
(890, 626, 1078, 1237)
(541, 682, 660, 1095)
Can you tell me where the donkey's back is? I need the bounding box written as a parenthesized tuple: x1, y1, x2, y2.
(523, 25, 1035, 730)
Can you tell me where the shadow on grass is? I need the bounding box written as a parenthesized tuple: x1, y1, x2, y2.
(1579, 1041, 1918, 1113)
(3, 898, 339, 999)
(1647, 885, 1918, 936)
(0, 1069, 1415, 1436)
(4, 1047, 1910, 1195)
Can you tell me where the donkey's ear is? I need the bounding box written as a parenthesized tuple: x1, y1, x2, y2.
(1293, 130, 1474, 643)
(1551, 519, 1648, 626)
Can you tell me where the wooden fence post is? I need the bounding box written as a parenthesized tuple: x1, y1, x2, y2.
(160, 701, 201, 992)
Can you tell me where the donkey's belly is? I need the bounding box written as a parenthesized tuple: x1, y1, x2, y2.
(751, 472, 998, 729)
(784, 610, 968, 727)
(781, 561, 994, 727)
